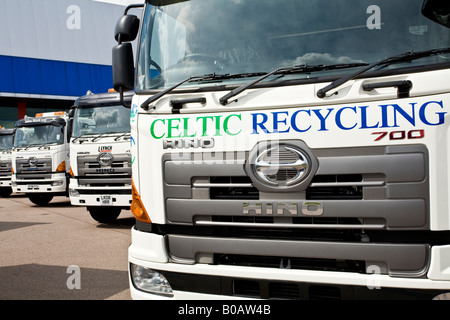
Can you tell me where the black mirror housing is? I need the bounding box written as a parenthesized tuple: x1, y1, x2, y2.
(67, 118, 73, 141)
(422, 0, 450, 28)
(114, 15, 140, 43)
(112, 43, 135, 92)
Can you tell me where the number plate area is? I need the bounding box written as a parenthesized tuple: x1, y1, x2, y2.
(100, 195, 113, 205)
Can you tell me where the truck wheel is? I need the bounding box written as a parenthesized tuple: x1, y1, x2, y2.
(27, 193, 54, 206)
(87, 206, 121, 223)
(0, 187, 12, 197)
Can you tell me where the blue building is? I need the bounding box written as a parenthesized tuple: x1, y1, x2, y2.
(0, 0, 140, 128)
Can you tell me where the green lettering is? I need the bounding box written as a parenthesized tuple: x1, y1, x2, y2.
(196, 116, 214, 136)
(167, 118, 182, 138)
(182, 117, 196, 137)
(214, 115, 222, 136)
(150, 119, 165, 139)
(224, 114, 242, 136)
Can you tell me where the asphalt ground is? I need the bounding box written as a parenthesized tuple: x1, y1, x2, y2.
(0, 193, 134, 300)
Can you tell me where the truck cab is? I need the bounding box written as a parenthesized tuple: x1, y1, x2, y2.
(12, 112, 70, 205)
(114, 0, 450, 299)
(69, 91, 133, 223)
(0, 127, 14, 197)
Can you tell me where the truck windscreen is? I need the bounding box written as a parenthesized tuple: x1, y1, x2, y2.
(0, 134, 13, 150)
(14, 124, 64, 148)
(137, 0, 450, 91)
(72, 104, 131, 138)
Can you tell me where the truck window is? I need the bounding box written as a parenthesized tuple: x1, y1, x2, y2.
(72, 104, 131, 137)
(14, 125, 64, 147)
(136, 0, 450, 91)
(0, 134, 13, 150)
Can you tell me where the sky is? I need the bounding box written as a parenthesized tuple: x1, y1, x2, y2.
(94, 0, 144, 5)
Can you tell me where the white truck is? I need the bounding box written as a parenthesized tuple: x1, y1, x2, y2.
(0, 127, 14, 197)
(12, 112, 70, 205)
(68, 91, 133, 223)
(114, 0, 450, 299)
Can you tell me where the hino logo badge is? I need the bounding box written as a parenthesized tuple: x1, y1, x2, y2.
(254, 145, 309, 186)
(97, 153, 113, 166)
(28, 157, 38, 167)
(245, 140, 318, 192)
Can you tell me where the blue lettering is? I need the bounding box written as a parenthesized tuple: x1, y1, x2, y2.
(291, 109, 312, 132)
(379, 103, 416, 128)
(419, 100, 446, 126)
(252, 113, 270, 134)
(379, 104, 393, 128)
(312, 108, 333, 131)
(272, 111, 290, 133)
(393, 103, 416, 126)
(249, 100, 446, 136)
(336, 107, 357, 130)
(359, 106, 379, 129)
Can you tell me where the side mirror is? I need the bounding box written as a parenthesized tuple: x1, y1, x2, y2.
(422, 0, 450, 28)
(67, 116, 73, 141)
(113, 12, 140, 108)
(112, 42, 135, 93)
(114, 15, 140, 43)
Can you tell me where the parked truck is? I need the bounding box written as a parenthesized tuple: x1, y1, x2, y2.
(68, 91, 133, 223)
(113, 0, 450, 299)
(12, 112, 70, 205)
(0, 127, 14, 197)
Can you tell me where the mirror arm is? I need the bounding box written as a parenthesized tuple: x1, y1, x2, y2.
(125, 3, 144, 15)
(120, 87, 131, 108)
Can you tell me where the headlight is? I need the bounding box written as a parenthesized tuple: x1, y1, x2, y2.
(130, 264, 173, 297)
(52, 180, 64, 186)
(69, 188, 79, 197)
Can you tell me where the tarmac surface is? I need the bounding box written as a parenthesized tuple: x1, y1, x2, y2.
(0, 193, 134, 300)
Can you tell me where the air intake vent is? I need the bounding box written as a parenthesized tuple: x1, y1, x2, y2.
(269, 282, 300, 299)
(309, 285, 341, 300)
(233, 280, 260, 298)
(209, 176, 259, 200)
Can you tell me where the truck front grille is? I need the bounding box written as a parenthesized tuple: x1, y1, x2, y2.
(15, 158, 52, 176)
(160, 144, 432, 277)
(76, 154, 131, 187)
(0, 160, 12, 178)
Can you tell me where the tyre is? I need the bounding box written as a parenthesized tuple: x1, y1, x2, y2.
(0, 187, 12, 197)
(27, 193, 54, 206)
(87, 206, 121, 223)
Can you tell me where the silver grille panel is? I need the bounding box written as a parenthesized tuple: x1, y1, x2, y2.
(163, 145, 429, 230)
(76, 153, 131, 187)
(161, 143, 430, 277)
(15, 158, 52, 179)
(0, 160, 12, 178)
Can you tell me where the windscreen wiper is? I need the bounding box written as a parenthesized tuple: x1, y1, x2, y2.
(317, 47, 450, 98)
(72, 134, 96, 143)
(141, 76, 204, 111)
(91, 133, 107, 142)
(219, 63, 368, 105)
(141, 73, 269, 111)
(114, 132, 131, 141)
